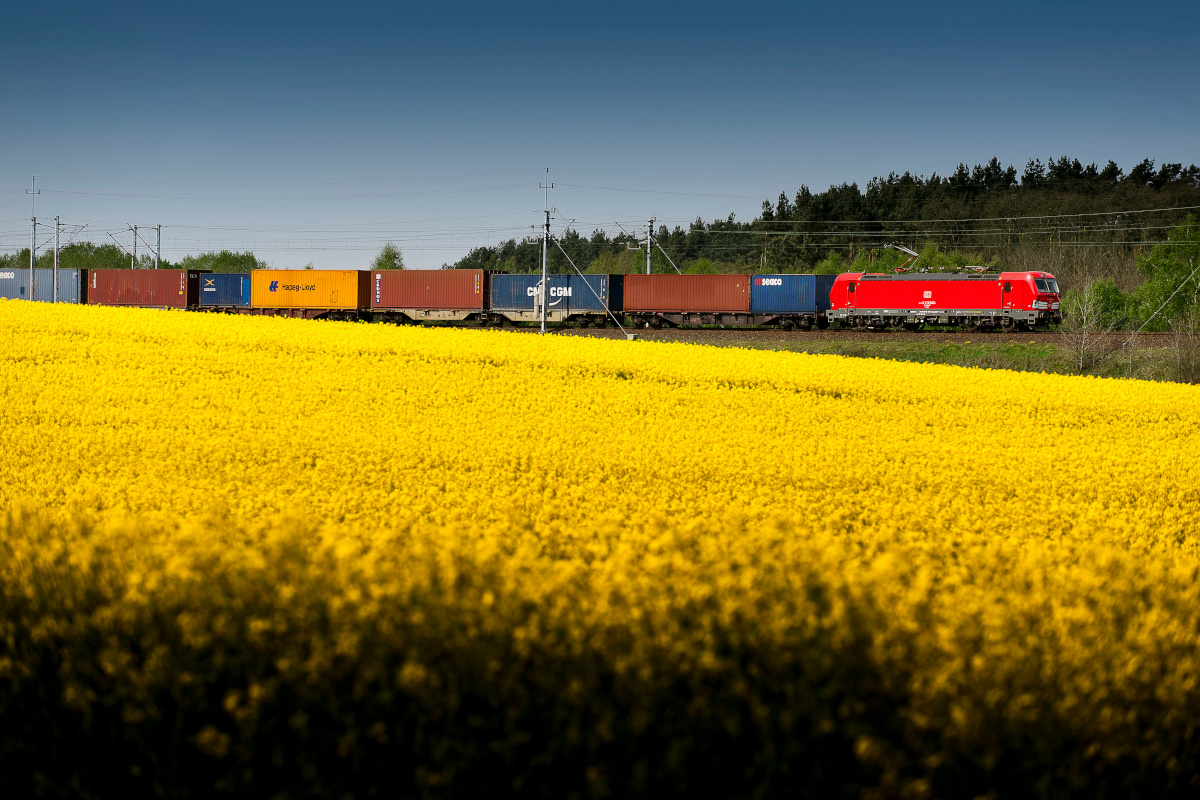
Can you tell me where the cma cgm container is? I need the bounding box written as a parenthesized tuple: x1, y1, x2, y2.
(489, 274, 621, 324)
(198, 273, 251, 308)
(371, 269, 484, 322)
(0, 268, 86, 303)
(623, 274, 749, 327)
(88, 269, 205, 308)
(250, 270, 370, 317)
(747, 274, 837, 329)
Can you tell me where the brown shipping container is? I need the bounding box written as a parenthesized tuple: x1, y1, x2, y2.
(371, 269, 484, 310)
(623, 274, 750, 312)
(251, 270, 370, 310)
(88, 269, 204, 308)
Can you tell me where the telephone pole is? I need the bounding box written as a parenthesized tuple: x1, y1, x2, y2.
(54, 216, 60, 302)
(539, 168, 554, 335)
(27, 176, 39, 294)
(156, 225, 161, 269)
(132, 225, 138, 268)
(646, 217, 655, 275)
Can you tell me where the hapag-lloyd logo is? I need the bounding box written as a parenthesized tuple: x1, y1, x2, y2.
(269, 280, 279, 291)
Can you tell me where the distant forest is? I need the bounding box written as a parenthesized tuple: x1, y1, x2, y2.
(449, 156, 1200, 285)
(4, 156, 1197, 288)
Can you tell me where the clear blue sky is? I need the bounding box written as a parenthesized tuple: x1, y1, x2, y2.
(1, 1, 1196, 269)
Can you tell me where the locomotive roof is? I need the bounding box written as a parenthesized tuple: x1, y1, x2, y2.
(857, 273, 1001, 281)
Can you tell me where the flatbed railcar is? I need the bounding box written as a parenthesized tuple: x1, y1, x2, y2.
(827, 271, 1062, 331)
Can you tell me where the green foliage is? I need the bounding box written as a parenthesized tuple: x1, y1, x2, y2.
(371, 242, 405, 270)
(2, 243, 143, 272)
(1130, 216, 1200, 331)
(179, 250, 267, 274)
(685, 257, 718, 275)
(812, 251, 846, 275)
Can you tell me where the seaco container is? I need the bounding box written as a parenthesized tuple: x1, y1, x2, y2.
(251, 270, 370, 310)
(490, 274, 618, 313)
(371, 269, 483, 310)
(749, 274, 818, 314)
(198, 273, 251, 307)
(88, 270, 205, 308)
(623, 274, 749, 312)
(0, 268, 86, 303)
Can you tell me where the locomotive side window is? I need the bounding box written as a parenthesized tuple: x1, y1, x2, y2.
(847, 283, 855, 293)
(1004, 282, 1011, 291)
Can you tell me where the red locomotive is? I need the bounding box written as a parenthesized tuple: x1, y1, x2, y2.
(827, 271, 1062, 331)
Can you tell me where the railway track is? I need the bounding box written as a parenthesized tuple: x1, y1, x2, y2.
(526, 327, 1175, 348)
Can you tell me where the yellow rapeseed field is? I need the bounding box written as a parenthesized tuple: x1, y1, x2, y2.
(2, 298, 1199, 797)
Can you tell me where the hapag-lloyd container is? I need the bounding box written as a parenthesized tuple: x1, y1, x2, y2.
(489, 274, 617, 313)
(251, 270, 370, 310)
(0, 268, 86, 303)
(371, 270, 483, 309)
(88, 269, 205, 308)
(198, 273, 251, 307)
(623, 274, 749, 312)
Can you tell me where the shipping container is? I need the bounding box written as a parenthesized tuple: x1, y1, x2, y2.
(250, 270, 369, 310)
(88, 270, 205, 308)
(749, 274, 818, 314)
(371, 269, 483, 310)
(0, 268, 86, 303)
(623, 274, 749, 312)
(490, 274, 618, 315)
(815, 274, 836, 311)
(197, 273, 251, 307)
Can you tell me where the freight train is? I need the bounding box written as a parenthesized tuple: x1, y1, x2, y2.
(1, 268, 1063, 331)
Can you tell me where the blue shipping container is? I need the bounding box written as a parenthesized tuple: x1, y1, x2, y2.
(750, 274, 818, 314)
(490, 274, 613, 313)
(198, 273, 251, 307)
(815, 274, 836, 311)
(0, 268, 85, 303)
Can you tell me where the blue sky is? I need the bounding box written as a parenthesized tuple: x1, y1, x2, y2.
(1, 1, 1196, 269)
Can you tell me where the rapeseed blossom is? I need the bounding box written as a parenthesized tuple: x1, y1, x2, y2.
(1, 299, 1199, 797)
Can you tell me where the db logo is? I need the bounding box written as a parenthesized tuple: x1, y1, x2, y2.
(923, 290, 932, 298)
(269, 280, 279, 291)
(755, 278, 783, 286)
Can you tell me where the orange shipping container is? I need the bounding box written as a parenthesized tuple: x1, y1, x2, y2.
(250, 270, 370, 310)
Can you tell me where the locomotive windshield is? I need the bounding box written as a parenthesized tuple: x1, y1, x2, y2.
(1034, 278, 1060, 293)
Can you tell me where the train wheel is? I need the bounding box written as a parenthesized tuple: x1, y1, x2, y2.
(799, 318, 813, 331)
(962, 320, 980, 333)
(1000, 317, 1016, 332)
(890, 320, 905, 332)
(781, 321, 794, 331)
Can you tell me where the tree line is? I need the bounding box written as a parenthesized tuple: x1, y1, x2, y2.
(447, 156, 1200, 277)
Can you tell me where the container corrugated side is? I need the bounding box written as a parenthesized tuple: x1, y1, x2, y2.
(623, 274, 749, 312)
(372, 270, 483, 309)
(749, 274, 816, 313)
(198, 274, 251, 307)
(88, 270, 201, 308)
(489, 274, 613, 313)
(0, 269, 85, 303)
(815, 274, 837, 312)
(251, 270, 369, 310)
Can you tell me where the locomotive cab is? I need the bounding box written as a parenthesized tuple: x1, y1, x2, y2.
(1013, 272, 1062, 325)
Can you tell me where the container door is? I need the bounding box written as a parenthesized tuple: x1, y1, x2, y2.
(846, 282, 856, 310)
